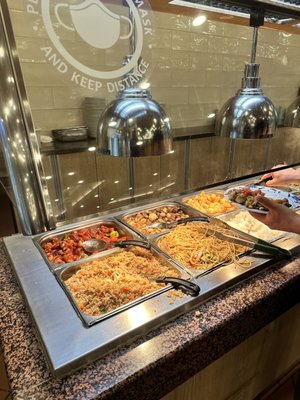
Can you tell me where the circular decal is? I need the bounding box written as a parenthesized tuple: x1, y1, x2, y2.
(26, 0, 154, 92)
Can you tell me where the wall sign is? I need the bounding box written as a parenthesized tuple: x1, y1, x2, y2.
(26, 0, 154, 93)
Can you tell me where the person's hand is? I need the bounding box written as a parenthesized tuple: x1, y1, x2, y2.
(249, 195, 300, 234)
(260, 166, 300, 187)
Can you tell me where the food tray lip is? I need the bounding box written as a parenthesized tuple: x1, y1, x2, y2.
(116, 200, 202, 238)
(177, 188, 238, 217)
(215, 209, 288, 243)
(150, 220, 253, 278)
(33, 217, 142, 271)
(54, 246, 192, 327)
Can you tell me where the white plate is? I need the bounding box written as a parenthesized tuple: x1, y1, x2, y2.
(224, 185, 300, 214)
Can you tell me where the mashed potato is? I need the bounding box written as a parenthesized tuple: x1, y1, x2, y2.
(219, 211, 283, 241)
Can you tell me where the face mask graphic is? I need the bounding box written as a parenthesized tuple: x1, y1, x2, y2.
(55, 0, 133, 49)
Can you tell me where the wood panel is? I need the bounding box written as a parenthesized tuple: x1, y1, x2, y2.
(58, 152, 99, 219)
(96, 154, 131, 211)
(162, 304, 300, 400)
(281, 128, 300, 166)
(230, 138, 269, 178)
(265, 129, 287, 169)
(160, 140, 186, 195)
(133, 156, 161, 203)
(188, 136, 231, 189)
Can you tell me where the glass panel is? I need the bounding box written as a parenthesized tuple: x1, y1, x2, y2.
(6, 0, 300, 225)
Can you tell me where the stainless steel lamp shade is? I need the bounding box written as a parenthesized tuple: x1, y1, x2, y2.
(97, 87, 173, 157)
(215, 63, 277, 139)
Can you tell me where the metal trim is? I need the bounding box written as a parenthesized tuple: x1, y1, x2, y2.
(0, 1, 55, 234)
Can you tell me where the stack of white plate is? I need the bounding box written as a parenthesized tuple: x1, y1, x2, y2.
(83, 97, 106, 138)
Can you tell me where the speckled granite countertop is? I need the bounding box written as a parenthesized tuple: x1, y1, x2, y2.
(0, 238, 300, 400)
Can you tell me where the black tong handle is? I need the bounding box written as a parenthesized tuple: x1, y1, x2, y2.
(156, 276, 200, 297)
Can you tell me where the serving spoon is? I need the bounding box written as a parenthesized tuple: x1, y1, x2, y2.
(82, 239, 150, 253)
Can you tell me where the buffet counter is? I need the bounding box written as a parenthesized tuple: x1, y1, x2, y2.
(2, 177, 300, 399)
(1, 239, 300, 398)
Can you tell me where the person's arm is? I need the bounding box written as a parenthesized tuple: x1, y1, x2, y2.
(260, 166, 300, 187)
(249, 195, 300, 234)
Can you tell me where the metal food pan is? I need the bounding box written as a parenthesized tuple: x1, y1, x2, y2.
(150, 220, 252, 278)
(215, 209, 287, 243)
(177, 189, 239, 217)
(117, 201, 202, 238)
(33, 218, 142, 271)
(55, 246, 193, 327)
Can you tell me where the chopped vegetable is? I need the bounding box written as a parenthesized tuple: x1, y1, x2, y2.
(65, 247, 180, 316)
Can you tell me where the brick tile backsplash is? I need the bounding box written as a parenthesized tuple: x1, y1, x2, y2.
(7, 4, 300, 136)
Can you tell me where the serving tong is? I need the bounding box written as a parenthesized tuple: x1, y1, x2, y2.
(155, 276, 200, 297)
(149, 215, 291, 259)
(202, 215, 291, 259)
(206, 227, 291, 258)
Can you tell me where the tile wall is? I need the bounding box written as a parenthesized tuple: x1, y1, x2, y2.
(7, 1, 300, 134)
(5, 1, 300, 221)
